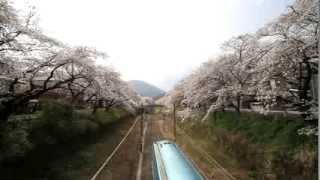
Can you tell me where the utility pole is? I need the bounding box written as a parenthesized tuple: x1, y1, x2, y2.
(140, 106, 144, 152)
(317, 1, 320, 177)
(173, 103, 176, 142)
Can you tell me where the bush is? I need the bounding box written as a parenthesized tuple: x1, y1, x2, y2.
(32, 101, 77, 144)
(93, 108, 128, 126)
(0, 115, 34, 162)
(32, 101, 129, 144)
(271, 148, 318, 180)
(0, 100, 132, 180)
(0, 127, 33, 161)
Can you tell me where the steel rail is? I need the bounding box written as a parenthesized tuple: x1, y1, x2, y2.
(178, 127, 237, 180)
(90, 117, 140, 180)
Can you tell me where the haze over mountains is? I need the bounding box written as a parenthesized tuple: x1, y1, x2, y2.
(129, 80, 165, 98)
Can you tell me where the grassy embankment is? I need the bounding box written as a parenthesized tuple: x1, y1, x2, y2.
(178, 111, 317, 180)
(1, 101, 134, 180)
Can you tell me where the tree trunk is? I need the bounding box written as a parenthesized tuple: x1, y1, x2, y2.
(301, 61, 312, 101)
(92, 102, 98, 114)
(235, 95, 241, 114)
(104, 106, 111, 112)
(0, 102, 13, 122)
(1, 98, 29, 122)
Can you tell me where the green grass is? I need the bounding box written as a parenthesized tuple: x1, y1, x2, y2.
(210, 112, 314, 149)
(179, 111, 318, 179)
(77, 107, 129, 126)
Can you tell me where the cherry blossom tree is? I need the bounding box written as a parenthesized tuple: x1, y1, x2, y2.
(0, 45, 105, 121)
(0, 1, 142, 121)
(257, 0, 318, 113)
(165, 0, 318, 120)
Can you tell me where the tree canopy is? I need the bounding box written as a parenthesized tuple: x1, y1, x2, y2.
(161, 0, 318, 120)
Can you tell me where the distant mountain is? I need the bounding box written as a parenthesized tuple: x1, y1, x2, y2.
(129, 80, 165, 98)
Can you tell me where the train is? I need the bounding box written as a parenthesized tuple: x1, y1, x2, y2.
(152, 140, 204, 180)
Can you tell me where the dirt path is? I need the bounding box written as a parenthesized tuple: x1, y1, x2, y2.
(94, 117, 141, 180)
(89, 113, 164, 180)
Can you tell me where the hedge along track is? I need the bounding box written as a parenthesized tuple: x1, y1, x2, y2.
(90, 116, 140, 180)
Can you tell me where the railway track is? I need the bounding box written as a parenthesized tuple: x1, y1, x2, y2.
(177, 128, 237, 180)
(90, 116, 140, 180)
(136, 119, 148, 180)
(90, 112, 228, 180)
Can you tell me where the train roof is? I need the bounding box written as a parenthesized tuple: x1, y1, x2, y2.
(153, 140, 203, 180)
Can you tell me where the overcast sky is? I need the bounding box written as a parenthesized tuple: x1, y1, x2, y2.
(15, 0, 293, 91)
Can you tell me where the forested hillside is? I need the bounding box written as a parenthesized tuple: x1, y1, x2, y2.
(129, 80, 165, 98)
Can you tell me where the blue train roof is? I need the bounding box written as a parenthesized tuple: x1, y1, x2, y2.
(153, 140, 203, 180)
